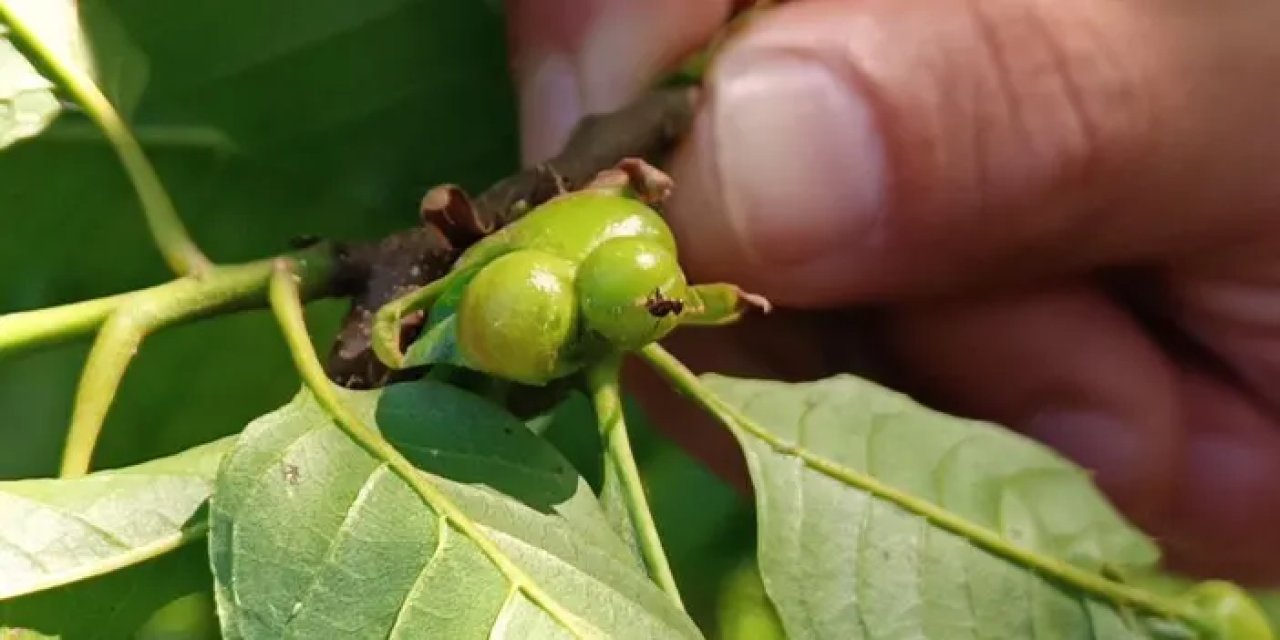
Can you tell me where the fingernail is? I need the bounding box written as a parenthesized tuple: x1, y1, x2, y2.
(1023, 409, 1152, 510)
(703, 50, 888, 268)
(518, 53, 583, 165)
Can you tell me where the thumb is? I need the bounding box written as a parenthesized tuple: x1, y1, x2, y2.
(666, 0, 1280, 306)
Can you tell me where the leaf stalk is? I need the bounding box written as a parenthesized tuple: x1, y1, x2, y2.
(586, 354, 684, 609)
(55, 244, 335, 477)
(0, 292, 132, 358)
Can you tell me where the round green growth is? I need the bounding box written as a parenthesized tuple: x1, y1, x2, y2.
(576, 236, 688, 351)
(456, 191, 676, 270)
(455, 250, 580, 386)
(393, 187, 763, 385)
(444, 191, 688, 383)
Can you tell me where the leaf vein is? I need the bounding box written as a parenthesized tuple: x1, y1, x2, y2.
(282, 463, 390, 635)
(385, 513, 450, 640)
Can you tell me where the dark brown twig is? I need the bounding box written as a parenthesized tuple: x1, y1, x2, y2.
(325, 86, 700, 388)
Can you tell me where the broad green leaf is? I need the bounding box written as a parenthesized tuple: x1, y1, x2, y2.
(0, 435, 233, 600)
(0, 541, 217, 639)
(0, 1, 74, 148)
(210, 381, 702, 639)
(0, 1, 144, 145)
(0, 1, 516, 477)
(1, 0, 147, 149)
(0, 32, 60, 148)
(702, 374, 1202, 639)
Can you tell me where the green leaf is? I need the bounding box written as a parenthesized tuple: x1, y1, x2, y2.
(701, 373, 1204, 639)
(0, 1, 76, 148)
(403, 313, 468, 369)
(0, 0, 148, 151)
(0, 542, 218, 639)
(210, 381, 702, 639)
(0, 0, 516, 476)
(0, 435, 233, 600)
(0, 32, 60, 148)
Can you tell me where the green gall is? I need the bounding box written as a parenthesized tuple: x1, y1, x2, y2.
(1184, 581, 1274, 640)
(576, 237, 688, 351)
(387, 166, 770, 382)
(455, 250, 580, 386)
(456, 191, 675, 271)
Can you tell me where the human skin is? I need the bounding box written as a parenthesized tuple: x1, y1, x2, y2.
(505, 0, 1280, 585)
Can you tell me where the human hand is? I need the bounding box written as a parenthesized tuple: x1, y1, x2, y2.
(506, 0, 1280, 584)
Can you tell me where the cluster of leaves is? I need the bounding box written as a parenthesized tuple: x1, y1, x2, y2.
(1, 1, 1276, 639)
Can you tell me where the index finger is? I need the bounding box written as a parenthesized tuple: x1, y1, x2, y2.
(506, 0, 731, 163)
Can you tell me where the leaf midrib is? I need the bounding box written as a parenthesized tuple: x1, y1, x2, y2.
(0, 521, 206, 599)
(291, 387, 607, 640)
(707, 381, 1201, 630)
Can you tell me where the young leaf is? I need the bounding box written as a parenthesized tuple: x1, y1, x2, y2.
(209, 381, 702, 639)
(0, 543, 217, 639)
(698, 373, 1208, 639)
(0, 435, 233, 600)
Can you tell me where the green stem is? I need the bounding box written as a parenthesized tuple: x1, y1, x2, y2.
(60, 314, 145, 477)
(585, 354, 684, 609)
(56, 245, 335, 477)
(0, 292, 132, 357)
(0, 4, 210, 276)
(637, 343, 1212, 635)
(267, 262, 598, 639)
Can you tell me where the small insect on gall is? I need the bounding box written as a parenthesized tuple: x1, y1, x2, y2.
(645, 288, 684, 318)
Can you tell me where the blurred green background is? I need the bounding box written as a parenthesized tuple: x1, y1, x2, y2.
(0, 1, 773, 637)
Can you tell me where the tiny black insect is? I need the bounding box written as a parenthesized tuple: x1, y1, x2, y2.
(645, 289, 684, 318)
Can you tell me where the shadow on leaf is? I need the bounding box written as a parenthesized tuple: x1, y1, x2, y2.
(373, 380, 579, 514)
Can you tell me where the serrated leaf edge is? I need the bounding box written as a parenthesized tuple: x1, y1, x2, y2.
(637, 345, 1210, 637)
